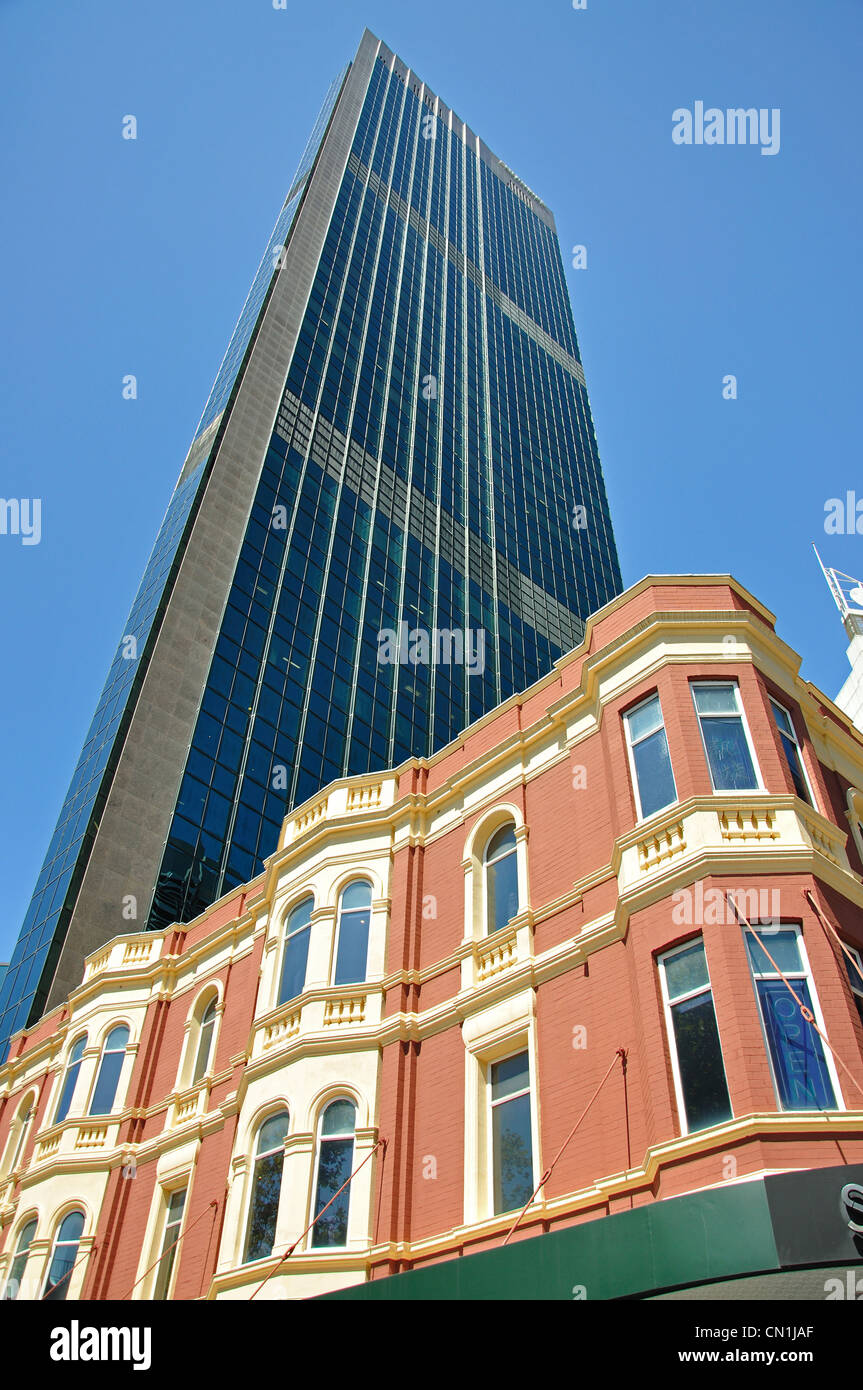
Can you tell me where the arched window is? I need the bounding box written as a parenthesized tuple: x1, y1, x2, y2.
(243, 1111, 289, 1263)
(43, 1210, 85, 1301)
(311, 1099, 356, 1248)
(333, 882, 371, 986)
(88, 1026, 129, 1116)
(54, 1034, 87, 1124)
(3, 1218, 37, 1301)
(484, 825, 519, 935)
(278, 897, 314, 1005)
(192, 999, 217, 1085)
(1, 1093, 36, 1178)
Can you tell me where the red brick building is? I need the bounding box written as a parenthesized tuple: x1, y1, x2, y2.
(2, 576, 863, 1301)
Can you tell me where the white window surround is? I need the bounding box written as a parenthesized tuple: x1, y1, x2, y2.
(174, 986, 224, 1092)
(216, 1100, 295, 1273)
(133, 1175, 193, 1300)
(1, 1210, 40, 1301)
(691, 680, 765, 793)
(461, 990, 540, 1226)
(743, 922, 845, 1113)
(85, 1022, 133, 1118)
(487, 1049, 536, 1219)
(42, 1204, 93, 1301)
(262, 886, 319, 1011)
(657, 938, 731, 1137)
(623, 691, 678, 823)
(302, 1085, 374, 1255)
(261, 870, 388, 1012)
(307, 1097, 357, 1252)
(332, 880, 373, 987)
(275, 894, 315, 1008)
(769, 695, 817, 808)
(52, 1032, 88, 1125)
(0, 1091, 38, 1179)
(462, 805, 530, 945)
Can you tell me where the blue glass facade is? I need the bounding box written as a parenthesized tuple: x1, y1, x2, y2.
(1, 33, 621, 1057)
(148, 50, 621, 928)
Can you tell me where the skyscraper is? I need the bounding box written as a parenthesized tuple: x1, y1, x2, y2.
(0, 29, 621, 1059)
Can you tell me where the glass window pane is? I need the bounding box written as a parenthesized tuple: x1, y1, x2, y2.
(341, 881, 371, 911)
(492, 1091, 534, 1214)
(664, 941, 709, 1000)
(745, 929, 803, 976)
(89, 1050, 124, 1115)
(486, 825, 516, 861)
(671, 993, 732, 1131)
(632, 728, 676, 816)
(693, 684, 738, 715)
(755, 978, 836, 1109)
(193, 1012, 215, 1084)
(257, 1111, 290, 1154)
(154, 1189, 186, 1300)
(244, 1151, 284, 1262)
(311, 1136, 353, 1246)
(321, 1099, 355, 1136)
(845, 950, 863, 994)
(491, 1052, 530, 1101)
(626, 695, 663, 743)
(334, 907, 370, 985)
(287, 898, 313, 935)
(43, 1213, 84, 1300)
(43, 1246, 77, 1301)
(279, 925, 311, 1003)
(58, 1211, 84, 1243)
(770, 700, 793, 739)
(701, 717, 758, 790)
(4, 1220, 37, 1301)
(104, 1025, 129, 1052)
(55, 1059, 83, 1124)
(487, 850, 519, 934)
(778, 731, 810, 803)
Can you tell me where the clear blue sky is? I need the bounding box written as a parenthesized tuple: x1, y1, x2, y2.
(1, 0, 861, 963)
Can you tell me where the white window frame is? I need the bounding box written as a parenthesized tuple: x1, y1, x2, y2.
(658, 937, 731, 1136)
(332, 881, 372, 987)
(3, 1214, 38, 1302)
(309, 1098, 357, 1251)
(53, 1032, 88, 1124)
(42, 1209, 87, 1301)
(691, 680, 764, 793)
(277, 895, 315, 1007)
(483, 824, 520, 936)
(623, 692, 678, 822)
(486, 1048, 537, 1219)
(87, 1022, 131, 1117)
(769, 696, 817, 807)
(152, 1184, 188, 1301)
(191, 997, 218, 1087)
(743, 922, 844, 1112)
(243, 1110, 290, 1265)
(1, 1092, 37, 1179)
